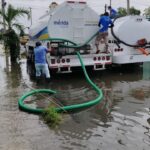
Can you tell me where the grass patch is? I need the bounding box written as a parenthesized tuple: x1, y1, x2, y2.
(42, 106, 62, 128)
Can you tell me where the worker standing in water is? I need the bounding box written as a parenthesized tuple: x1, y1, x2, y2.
(95, 12, 114, 54)
(34, 41, 51, 83)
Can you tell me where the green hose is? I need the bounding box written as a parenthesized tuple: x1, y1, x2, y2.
(18, 52, 103, 114)
(43, 31, 99, 48)
(59, 31, 99, 48)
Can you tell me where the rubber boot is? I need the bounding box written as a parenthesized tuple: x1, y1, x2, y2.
(36, 77, 40, 84)
(45, 78, 51, 83)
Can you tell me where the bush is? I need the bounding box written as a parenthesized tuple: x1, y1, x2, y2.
(42, 106, 62, 128)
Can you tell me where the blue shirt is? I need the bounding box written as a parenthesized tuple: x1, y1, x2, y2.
(99, 16, 113, 32)
(34, 45, 48, 64)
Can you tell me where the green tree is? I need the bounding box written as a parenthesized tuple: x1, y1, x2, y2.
(118, 7, 127, 16)
(0, 4, 30, 62)
(143, 7, 150, 16)
(118, 6, 141, 16)
(129, 7, 141, 15)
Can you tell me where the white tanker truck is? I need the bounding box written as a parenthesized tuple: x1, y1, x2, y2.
(26, 1, 150, 73)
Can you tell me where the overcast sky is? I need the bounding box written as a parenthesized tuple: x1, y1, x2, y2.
(3, 0, 150, 28)
(5, 0, 150, 11)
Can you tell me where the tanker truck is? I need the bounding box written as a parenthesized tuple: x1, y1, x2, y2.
(26, 1, 150, 73)
(26, 1, 112, 73)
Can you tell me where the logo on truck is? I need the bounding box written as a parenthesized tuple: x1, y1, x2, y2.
(54, 20, 69, 26)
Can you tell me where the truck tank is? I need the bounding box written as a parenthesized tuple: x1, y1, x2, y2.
(29, 1, 99, 44)
(110, 15, 150, 64)
(27, 1, 112, 73)
(112, 16, 150, 45)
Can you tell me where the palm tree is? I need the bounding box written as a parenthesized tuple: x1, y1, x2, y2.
(0, 4, 30, 62)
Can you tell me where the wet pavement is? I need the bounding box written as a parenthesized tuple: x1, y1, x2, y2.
(0, 53, 150, 150)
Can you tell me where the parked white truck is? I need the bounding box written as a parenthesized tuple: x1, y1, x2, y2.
(111, 15, 150, 64)
(26, 1, 150, 73)
(26, 1, 112, 73)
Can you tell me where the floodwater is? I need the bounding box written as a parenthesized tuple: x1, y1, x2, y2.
(0, 52, 150, 150)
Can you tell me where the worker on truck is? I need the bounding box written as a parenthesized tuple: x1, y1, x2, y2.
(108, 6, 118, 19)
(34, 41, 51, 83)
(95, 12, 114, 54)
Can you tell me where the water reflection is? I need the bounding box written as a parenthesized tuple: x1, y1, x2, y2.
(8, 63, 22, 87)
(143, 62, 150, 80)
(47, 65, 150, 150)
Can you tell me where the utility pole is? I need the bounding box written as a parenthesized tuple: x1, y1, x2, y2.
(104, 4, 107, 13)
(29, 7, 32, 27)
(127, 0, 130, 15)
(1, 0, 6, 31)
(110, 0, 112, 7)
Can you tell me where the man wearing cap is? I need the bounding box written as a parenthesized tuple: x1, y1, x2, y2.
(34, 41, 50, 82)
(108, 6, 118, 19)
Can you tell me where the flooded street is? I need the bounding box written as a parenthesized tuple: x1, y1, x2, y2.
(0, 53, 150, 150)
(0, 0, 150, 149)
